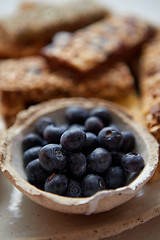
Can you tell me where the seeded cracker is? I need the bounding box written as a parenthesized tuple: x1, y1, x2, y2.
(0, 56, 135, 126)
(140, 32, 160, 182)
(42, 15, 155, 73)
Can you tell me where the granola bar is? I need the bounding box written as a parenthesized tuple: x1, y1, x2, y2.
(0, 0, 108, 58)
(140, 32, 160, 182)
(140, 32, 160, 142)
(42, 15, 155, 73)
(0, 56, 135, 125)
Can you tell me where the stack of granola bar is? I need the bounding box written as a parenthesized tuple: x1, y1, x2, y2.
(0, 1, 159, 181)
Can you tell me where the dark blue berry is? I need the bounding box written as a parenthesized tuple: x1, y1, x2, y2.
(26, 159, 49, 189)
(82, 174, 106, 197)
(60, 128, 86, 152)
(42, 140, 48, 146)
(82, 132, 99, 156)
(65, 106, 89, 125)
(22, 133, 43, 152)
(108, 124, 119, 131)
(60, 124, 69, 132)
(85, 116, 104, 135)
(23, 146, 42, 168)
(111, 151, 124, 166)
(126, 172, 140, 185)
(44, 173, 68, 195)
(120, 131, 135, 153)
(87, 147, 112, 174)
(104, 166, 126, 189)
(39, 144, 67, 172)
(35, 116, 55, 136)
(68, 152, 86, 178)
(90, 107, 111, 126)
(121, 152, 145, 173)
(66, 179, 82, 197)
(43, 125, 67, 144)
(69, 124, 86, 132)
(98, 127, 123, 151)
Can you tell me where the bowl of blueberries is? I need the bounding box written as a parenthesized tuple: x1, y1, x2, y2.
(0, 98, 158, 215)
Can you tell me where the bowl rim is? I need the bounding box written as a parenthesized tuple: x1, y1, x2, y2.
(0, 97, 159, 214)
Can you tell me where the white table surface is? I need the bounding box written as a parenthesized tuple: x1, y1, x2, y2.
(0, 1, 160, 239)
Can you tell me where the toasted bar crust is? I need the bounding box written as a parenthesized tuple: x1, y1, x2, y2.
(0, 0, 108, 58)
(0, 56, 135, 125)
(140, 32, 160, 143)
(42, 15, 155, 73)
(140, 32, 160, 182)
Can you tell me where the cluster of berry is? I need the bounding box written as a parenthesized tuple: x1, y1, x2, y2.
(22, 106, 145, 197)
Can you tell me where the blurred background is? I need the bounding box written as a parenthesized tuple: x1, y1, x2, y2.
(0, 0, 160, 26)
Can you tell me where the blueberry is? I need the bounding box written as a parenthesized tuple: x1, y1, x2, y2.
(69, 124, 86, 132)
(60, 124, 69, 131)
(85, 116, 104, 135)
(66, 179, 82, 197)
(44, 173, 68, 195)
(43, 125, 67, 144)
(82, 174, 106, 197)
(110, 151, 124, 166)
(60, 128, 86, 152)
(23, 146, 42, 168)
(65, 106, 89, 125)
(121, 152, 145, 173)
(98, 127, 123, 151)
(90, 107, 111, 126)
(22, 133, 43, 152)
(87, 147, 112, 174)
(104, 166, 126, 189)
(82, 132, 99, 156)
(68, 152, 86, 178)
(42, 140, 48, 146)
(35, 116, 55, 136)
(126, 172, 140, 185)
(26, 159, 49, 189)
(39, 144, 67, 172)
(120, 131, 135, 153)
(108, 124, 119, 131)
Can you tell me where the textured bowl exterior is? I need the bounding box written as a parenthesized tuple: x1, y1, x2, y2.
(0, 98, 159, 214)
